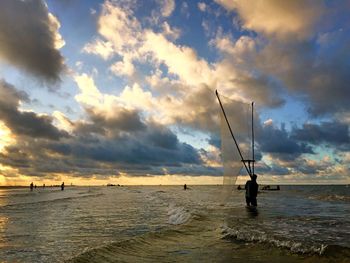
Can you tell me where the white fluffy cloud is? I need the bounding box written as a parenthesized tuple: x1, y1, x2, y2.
(142, 30, 214, 87)
(198, 2, 207, 12)
(74, 73, 156, 117)
(162, 22, 181, 40)
(81, 0, 287, 132)
(110, 55, 135, 77)
(83, 39, 114, 60)
(159, 0, 175, 17)
(97, 1, 142, 55)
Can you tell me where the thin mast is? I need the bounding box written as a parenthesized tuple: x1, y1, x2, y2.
(251, 102, 255, 175)
(215, 90, 251, 176)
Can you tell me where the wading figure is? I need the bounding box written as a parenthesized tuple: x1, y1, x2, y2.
(245, 174, 258, 207)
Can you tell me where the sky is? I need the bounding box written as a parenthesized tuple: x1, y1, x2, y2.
(0, 0, 349, 185)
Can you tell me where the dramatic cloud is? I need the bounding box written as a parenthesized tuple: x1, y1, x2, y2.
(255, 33, 350, 116)
(142, 30, 214, 86)
(258, 122, 314, 161)
(86, 107, 146, 133)
(215, 0, 324, 40)
(95, 1, 141, 56)
(1, 0, 349, 184)
(0, 79, 68, 140)
(0, 88, 205, 179)
(292, 122, 350, 148)
(0, 112, 205, 178)
(213, 1, 350, 116)
(0, 0, 65, 81)
(0, 76, 209, 178)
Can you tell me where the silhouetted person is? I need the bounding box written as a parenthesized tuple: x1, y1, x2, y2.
(237, 185, 242, 190)
(30, 182, 34, 191)
(34, 184, 37, 189)
(61, 182, 65, 191)
(43, 184, 45, 188)
(245, 174, 258, 207)
(184, 184, 187, 190)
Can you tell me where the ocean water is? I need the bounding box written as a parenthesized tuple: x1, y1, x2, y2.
(0, 185, 349, 262)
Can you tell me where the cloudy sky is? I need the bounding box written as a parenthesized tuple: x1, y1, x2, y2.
(0, 0, 349, 185)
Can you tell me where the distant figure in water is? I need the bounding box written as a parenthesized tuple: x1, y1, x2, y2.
(30, 182, 34, 191)
(245, 174, 258, 207)
(61, 182, 65, 191)
(34, 184, 37, 189)
(184, 184, 187, 190)
(237, 185, 242, 190)
(43, 184, 45, 188)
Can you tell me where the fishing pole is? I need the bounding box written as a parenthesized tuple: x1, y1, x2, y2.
(215, 90, 252, 177)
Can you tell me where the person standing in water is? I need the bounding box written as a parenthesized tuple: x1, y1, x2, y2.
(61, 182, 65, 191)
(30, 182, 34, 191)
(184, 184, 187, 190)
(245, 174, 258, 206)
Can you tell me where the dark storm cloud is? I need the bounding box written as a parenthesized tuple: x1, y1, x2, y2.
(0, 79, 30, 105)
(87, 108, 146, 133)
(69, 123, 201, 167)
(0, 146, 31, 168)
(258, 123, 314, 160)
(261, 39, 350, 116)
(0, 111, 204, 177)
(0, 80, 68, 140)
(208, 134, 221, 149)
(289, 157, 332, 175)
(258, 163, 291, 176)
(233, 73, 285, 109)
(254, 3, 350, 117)
(291, 121, 350, 147)
(146, 124, 178, 149)
(0, 0, 65, 82)
(216, 1, 350, 117)
(73, 121, 106, 136)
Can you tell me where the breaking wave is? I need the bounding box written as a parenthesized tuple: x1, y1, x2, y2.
(167, 204, 191, 225)
(221, 225, 350, 256)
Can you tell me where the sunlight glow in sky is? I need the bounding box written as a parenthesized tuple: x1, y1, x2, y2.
(0, 0, 349, 185)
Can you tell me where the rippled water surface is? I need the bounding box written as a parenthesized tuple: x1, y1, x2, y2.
(0, 185, 349, 262)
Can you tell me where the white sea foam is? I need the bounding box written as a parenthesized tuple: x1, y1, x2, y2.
(167, 204, 191, 225)
(221, 225, 329, 255)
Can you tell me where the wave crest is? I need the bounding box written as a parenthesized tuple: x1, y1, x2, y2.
(167, 204, 191, 225)
(221, 226, 329, 255)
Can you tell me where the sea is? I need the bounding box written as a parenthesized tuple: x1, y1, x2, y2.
(0, 185, 349, 262)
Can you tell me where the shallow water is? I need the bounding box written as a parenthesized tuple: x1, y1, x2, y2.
(0, 185, 349, 262)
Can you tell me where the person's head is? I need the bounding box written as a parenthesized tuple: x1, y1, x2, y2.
(252, 174, 257, 181)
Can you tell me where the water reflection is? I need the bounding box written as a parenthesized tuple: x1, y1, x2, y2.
(245, 206, 259, 218)
(0, 216, 8, 249)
